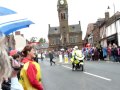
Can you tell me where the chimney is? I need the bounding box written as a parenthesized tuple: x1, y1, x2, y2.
(15, 31, 21, 35)
(79, 21, 82, 30)
(105, 12, 109, 20)
(48, 24, 50, 28)
(79, 21, 81, 25)
(48, 24, 51, 30)
(21, 34, 24, 37)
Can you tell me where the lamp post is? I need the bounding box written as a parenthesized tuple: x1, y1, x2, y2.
(113, 3, 118, 45)
(108, 3, 118, 45)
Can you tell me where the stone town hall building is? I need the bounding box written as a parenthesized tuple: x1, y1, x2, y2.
(48, 0, 82, 51)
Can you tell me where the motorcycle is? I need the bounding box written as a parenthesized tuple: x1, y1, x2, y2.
(72, 54, 84, 71)
(73, 59, 84, 71)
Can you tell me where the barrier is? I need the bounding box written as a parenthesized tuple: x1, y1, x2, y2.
(64, 54, 68, 63)
(59, 54, 63, 63)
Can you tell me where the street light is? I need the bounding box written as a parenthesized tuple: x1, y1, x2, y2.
(113, 3, 118, 45)
(107, 3, 118, 45)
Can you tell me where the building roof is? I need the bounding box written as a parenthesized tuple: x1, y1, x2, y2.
(48, 26, 60, 34)
(48, 24, 81, 35)
(69, 24, 81, 32)
(106, 11, 120, 27)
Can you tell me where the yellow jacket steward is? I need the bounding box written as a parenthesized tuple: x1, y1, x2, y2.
(19, 61, 42, 90)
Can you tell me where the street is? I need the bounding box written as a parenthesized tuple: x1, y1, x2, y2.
(39, 58, 120, 90)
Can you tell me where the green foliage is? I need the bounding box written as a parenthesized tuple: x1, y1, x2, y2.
(39, 38, 46, 43)
(29, 37, 46, 44)
(30, 37, 37, 42)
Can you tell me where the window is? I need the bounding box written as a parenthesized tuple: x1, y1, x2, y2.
(55, 28, 57, 30)
(111, 23, 116, 34)
(61, 13, 66, 20)
(70, 37, 72, 43)
(64, 13, 65, 19)
(64, 38, 66, 43)
(75, 36, 78, 43)
(56, 38, 60, 44)
(62, 26, 65, 29)
(61, 13, 64, 19)
(72, 26, 75, 29)
(70, 36, 77, 43)
(53, 39, 55, 45)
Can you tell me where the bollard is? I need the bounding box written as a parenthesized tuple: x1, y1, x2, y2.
(64, 54, 68, 63)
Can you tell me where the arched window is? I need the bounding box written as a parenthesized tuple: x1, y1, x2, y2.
(61, 13, 66, 20)
(61, 13, 64, 19)
(64, 13, 65, 19)
(64, 38, 66, 43)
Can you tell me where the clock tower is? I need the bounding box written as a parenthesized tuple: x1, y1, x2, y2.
(48, 0, 82, 51)
(57, 0, 69, 48)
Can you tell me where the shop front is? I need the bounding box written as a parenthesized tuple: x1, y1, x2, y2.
(107, 34, 118, 46)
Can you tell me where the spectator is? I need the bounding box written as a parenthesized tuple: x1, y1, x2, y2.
(0, 32, 12, 89)
(19, 45, 43, 90)
(49, 51, 55, 66)
(10, 53, 24, 90)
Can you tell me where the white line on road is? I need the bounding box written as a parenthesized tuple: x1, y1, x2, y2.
(84, 72, 111, 81)
(62, 65, 112, 81)
(62, 65, 72, 69)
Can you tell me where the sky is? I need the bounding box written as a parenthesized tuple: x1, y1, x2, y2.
(0, 0, 120, 41)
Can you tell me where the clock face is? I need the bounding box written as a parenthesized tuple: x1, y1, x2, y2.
(60, 0, 64, 5)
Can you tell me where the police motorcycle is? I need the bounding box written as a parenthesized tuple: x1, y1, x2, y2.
(71, 50, 84, 71)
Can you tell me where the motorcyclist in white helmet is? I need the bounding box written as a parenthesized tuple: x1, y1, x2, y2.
(71, 46, 84, 70)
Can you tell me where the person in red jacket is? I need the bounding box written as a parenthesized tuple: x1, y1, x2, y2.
(19, 45, 43, 90)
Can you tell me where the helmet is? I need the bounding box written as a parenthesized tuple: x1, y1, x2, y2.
(74, 46, 78, 49)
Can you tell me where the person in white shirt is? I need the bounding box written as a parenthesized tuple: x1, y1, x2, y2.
(10, 53, 23, 90)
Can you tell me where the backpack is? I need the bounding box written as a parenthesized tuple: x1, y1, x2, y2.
(2, 79, 11, 90)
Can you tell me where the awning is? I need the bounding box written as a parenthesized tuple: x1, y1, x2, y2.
(0, 18, 34, 35)
(0, 6, 16, 16)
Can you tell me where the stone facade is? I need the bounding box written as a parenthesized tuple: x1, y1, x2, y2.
(48, 0, 82, 51)
(84, 23, 94, 46)
(5, 34, 15, 51)
(92, 19, 104, 47)
(85, 11, 120, 47)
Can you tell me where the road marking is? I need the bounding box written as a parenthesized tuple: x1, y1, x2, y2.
(62, 65, 72, 69)
(62, 65, 112, 81)
(83, 72, 111, 81)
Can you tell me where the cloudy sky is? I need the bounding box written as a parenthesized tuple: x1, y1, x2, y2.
(0, 0, 120, 41)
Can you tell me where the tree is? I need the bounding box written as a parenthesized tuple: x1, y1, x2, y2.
(39, 38, 46, 43)
(30, 37, 37, 42)
(43, 38, 46, 43)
